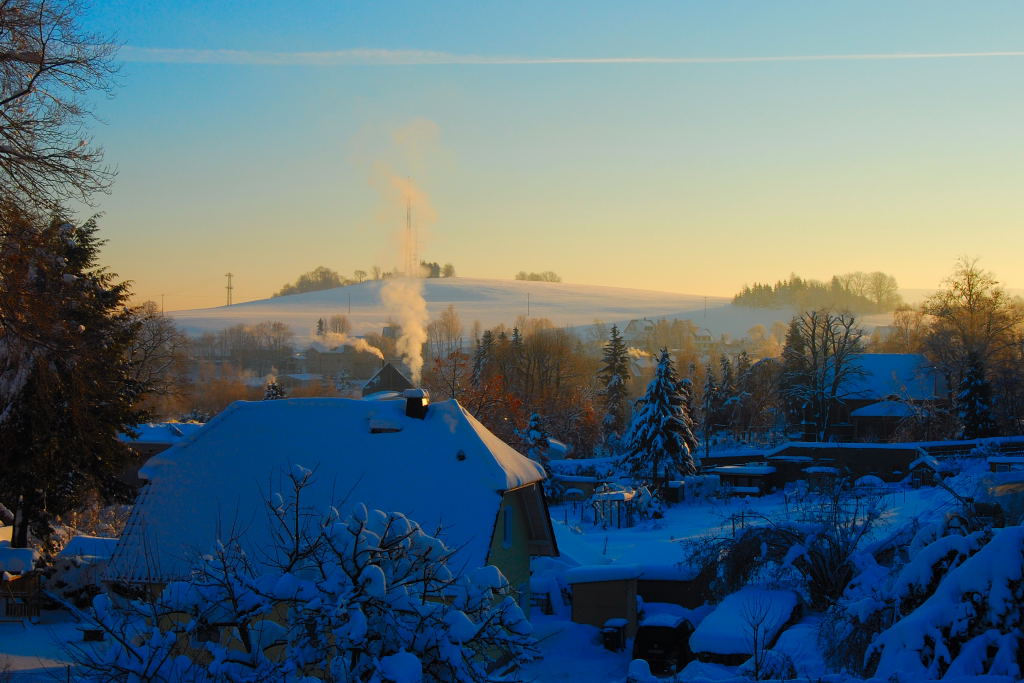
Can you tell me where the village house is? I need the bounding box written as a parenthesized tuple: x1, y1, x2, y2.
(361, 361, 414, 396)
(105, 393, 558, 609)
(830, 353, 946, 441)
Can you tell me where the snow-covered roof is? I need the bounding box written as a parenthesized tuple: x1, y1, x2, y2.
(689, 587, 799, 656)
(841, 354, 944, 402)
(0, 541, 37, 573)
(804, 466, 840, 475)
(58, 535, 118, 560)
(988, 456, 1024, 465)
(119, 422, 205, 444)
(909, 455, 954, 473)
(850, 400, 916, 418)
(711, 464, 776, 476)
(565, 563, 643, 584)
(107, 397, 545, 584)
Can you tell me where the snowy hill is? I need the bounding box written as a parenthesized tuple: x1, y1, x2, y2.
(168, 277, 884, 344)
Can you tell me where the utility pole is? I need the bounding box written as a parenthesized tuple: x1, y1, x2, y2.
(348, 292, 351, 315)
(160, 294, 165, 315)
(225, 272, 234, 306)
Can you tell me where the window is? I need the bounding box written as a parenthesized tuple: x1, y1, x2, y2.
(502, 507, 513, 549)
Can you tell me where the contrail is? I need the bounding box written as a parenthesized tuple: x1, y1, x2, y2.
(120, 46, 1024, 67)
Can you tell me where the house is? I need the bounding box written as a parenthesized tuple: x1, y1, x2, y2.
(564, 563, 704, 637)
(361, 362, 414, 397)
(118, 422, 206, 488)
(302, 342, 382, 380)
(105, 394, 558, 609)
(840, 353, 946, 441)
(711, 463, 778, 495)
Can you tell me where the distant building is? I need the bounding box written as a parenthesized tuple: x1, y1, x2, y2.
(362, 362, 414, 397)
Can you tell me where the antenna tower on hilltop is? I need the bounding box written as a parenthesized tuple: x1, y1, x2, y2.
(404, 183, 419, 277)
(225, 272, 234, 306)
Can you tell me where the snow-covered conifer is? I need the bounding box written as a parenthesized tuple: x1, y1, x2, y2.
(263, 381, 287, 400)
(620, 348, 697, 490)
(599, 324, 631, 445)
(957, 352, 996, 439)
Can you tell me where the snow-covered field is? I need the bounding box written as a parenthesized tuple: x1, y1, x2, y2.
(167, 277, 851, 344)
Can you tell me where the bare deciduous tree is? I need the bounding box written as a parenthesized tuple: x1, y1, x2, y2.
(781, 310, 866, 441)
(0, 0, 117, 210)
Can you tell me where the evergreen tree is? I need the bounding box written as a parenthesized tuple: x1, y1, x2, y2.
(779, 318, 810, 429)
(264, 381, 287, 400)
(516, 413, 554, 496)
(599, 324, 631, 444)
(677, 377, 700, 461)
(315, 317, 326, 337)
(731, 350, 753, 436)
(701, 364, 718, 460)
(620, 349, 697, 491)
(0, 212, 144, 547)
(716, 354, 736, 429)
(957, 352, 996, 439)
(471, 329, 495, 388)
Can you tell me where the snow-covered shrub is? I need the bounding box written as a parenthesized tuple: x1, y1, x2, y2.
(70, 467, 536, 682)
(867, 525, 1024, 679)
(684, 486, 885, 609)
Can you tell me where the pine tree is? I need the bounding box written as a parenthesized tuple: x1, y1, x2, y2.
(515, 413, 554, 496)
(0, 211, 144, 547)
(264, 381, 287, 400)
(731, 350, 753, 436)
(701, 364, 718, 460)
(677, 377, 700, 461)
(472, 329, 495, 388)
(599, 324, 631, 445)
(620, 349, 697, 491)
(315, 317, 326, 337)
(957, 352, 996, 439)
(716, 354, 736, 428)
(779, 318, 809, 429)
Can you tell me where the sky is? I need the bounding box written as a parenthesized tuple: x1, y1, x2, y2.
(77, 1, 1024, 310)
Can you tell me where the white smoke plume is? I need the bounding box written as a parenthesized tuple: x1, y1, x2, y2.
(373, 123, 440, 386)
(381, 277, 429, 384)
(321, 332, 384, 360)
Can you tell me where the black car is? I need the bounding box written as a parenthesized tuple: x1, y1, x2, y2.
(631, 614, 695, 677)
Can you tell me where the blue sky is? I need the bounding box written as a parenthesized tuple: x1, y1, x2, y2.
(79, 1, 1024, 309)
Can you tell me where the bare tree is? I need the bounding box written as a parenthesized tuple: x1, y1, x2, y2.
(327, 313, 350, 335)
(923, 258, 1024, 387)
(126, 301, 188, 402)
(782, 310, 866, 441)
(0, 0, 117, 210)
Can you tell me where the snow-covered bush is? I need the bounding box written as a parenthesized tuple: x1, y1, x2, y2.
(684, 486, 885, 608)
(867, 525, 1024, 679)
(70, 467, 536, 682)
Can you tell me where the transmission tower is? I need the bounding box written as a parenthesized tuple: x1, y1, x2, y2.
(225, 272, 234, 306)
(404, 191, 418, 277)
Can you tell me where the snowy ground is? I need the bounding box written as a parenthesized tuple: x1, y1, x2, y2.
(528, 468, 982, 682)
(0, 610, 78, 681)
(164, 276, 884, 345)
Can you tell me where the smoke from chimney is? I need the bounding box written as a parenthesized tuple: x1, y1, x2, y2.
(320, 332, 384, 359)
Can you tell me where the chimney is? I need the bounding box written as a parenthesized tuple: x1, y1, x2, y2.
(403, 388, 429, 419)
